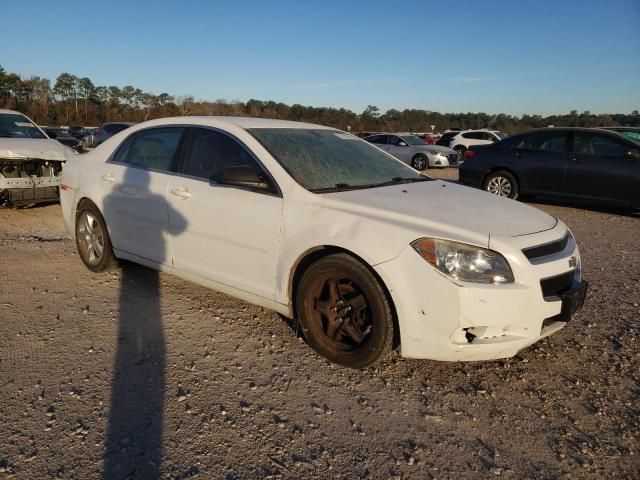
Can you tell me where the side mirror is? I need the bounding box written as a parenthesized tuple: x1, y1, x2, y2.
(398, 141, 408, 147)
(626, 149, 640, 160)
(215, 165, 274, 192)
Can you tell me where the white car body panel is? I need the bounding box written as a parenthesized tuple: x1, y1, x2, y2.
(0, 137, 73, 161)
(167, 174, 283, 300)
(60, 116, 583, 362)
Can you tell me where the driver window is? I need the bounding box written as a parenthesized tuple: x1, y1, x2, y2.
(388, 136, 402, 146)
(183, 128, 261, 181)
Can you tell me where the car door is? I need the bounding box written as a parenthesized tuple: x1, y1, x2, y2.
(565, 131, 640, 203)
(167, 127, 283, 300)
(511, 130, 569, 194)
(367, 134, 389, 152)
(386, 135, 412, 162)
(99, 127, 186, 265)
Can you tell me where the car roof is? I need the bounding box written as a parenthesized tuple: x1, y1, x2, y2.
(0, 109, 29, 116)
(123, 116, 337, 131)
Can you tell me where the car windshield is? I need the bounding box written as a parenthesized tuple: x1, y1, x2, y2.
(248, 128, 431, 192)
(400, 135, 427, 145)
(617, 130, 640, 142)
(495, 131, 508, 139)
(0, 113, 47, 139)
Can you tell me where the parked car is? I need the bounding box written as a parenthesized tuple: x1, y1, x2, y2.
(365, 133, 459, 169)
(0, 109, 75, 207)
(60, 117, 587, 368)
(601, 126, 640, 142)
(43, 127, 82, 151)
(459, 127, 640, 207)
(68, 125, 87, 140)
(435, 131, 461, 147)
(415, 133, 438, 144)
(445, 129, 508, 157)
(93, 122, 134, 146)
(81, 127, 97, 148)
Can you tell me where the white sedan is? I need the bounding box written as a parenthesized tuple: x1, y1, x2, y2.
(60, 117, 587, 368)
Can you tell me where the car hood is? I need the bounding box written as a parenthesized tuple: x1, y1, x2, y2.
(0, 138, 75, 161)
(414, 144, 456, 154)
(321, 180, 557, 243)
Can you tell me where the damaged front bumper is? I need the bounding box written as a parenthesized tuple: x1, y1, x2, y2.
(0, 175, 61, 188)
(374, 227, 586, 362)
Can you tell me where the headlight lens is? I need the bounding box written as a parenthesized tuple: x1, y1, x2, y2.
(411, 238, 514, 284)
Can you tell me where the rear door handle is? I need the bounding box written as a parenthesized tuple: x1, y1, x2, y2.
(572, 157, 585, 164)
(101, 174, 115, 182)
(171, 187, 192, 199)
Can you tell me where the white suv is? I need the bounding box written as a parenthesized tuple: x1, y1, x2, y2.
(448, 129, 508, 157)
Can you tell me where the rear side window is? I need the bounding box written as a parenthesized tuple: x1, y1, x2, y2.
(574, 133, 627, 158)
(183, 128, 261, 181)
(367, 135, 387, 145)
(462, 132, 483, 140)
(515, 132, 568, 152)
(112, 127, 185, 172)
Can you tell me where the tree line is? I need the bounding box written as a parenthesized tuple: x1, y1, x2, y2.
(1, 65, 638, 134)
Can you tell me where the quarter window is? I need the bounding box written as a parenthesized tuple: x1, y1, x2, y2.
(113, 127, 185, 172)
(183, 128, 261, 181)
(515, 132, 567, 152)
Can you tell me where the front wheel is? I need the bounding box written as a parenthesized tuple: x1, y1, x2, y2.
(295, 253, 394, 369)
(411, 154, 428, 171)
(483, 170, 519, 199)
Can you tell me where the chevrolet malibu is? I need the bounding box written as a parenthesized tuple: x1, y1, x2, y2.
(60, 117, 587, 368)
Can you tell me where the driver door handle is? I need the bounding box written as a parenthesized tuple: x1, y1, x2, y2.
(101, 174, 115, 182)
(572, 157, 585, 164)
(171, 187, 192, 199)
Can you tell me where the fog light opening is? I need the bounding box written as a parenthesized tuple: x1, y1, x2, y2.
(464, 328, 476, 344)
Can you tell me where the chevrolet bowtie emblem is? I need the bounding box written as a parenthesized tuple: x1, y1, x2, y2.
(569, 256, 577, 268)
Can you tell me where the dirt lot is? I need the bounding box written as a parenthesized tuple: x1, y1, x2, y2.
(1, 169, 639, 479)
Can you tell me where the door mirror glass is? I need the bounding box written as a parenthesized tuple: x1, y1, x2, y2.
(215, 165, 273, 192)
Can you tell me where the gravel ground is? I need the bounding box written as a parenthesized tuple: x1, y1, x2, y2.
(0, 170, 638, 479)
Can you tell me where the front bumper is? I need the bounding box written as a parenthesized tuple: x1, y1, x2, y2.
(374, 224, 585, 361)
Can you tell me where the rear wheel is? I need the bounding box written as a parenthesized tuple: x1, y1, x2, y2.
(295, 253, 394, 368)
(75, 202, 118, 272)
(483, 170, 519, 199)
(411, 154, 428, 171)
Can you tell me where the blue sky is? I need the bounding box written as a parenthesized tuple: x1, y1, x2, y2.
(2, 0, 639, 115)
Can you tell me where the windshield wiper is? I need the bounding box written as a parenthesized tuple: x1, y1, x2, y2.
(369, 176, 432, 188)
(310, 177, 431, 193)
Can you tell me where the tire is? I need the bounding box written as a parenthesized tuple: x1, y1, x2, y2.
(75, 201, 118, 272)
(411, 154, 428, 171)
(295, 253, 394, 369)
(482, 170, 519, 199)
(453, 145, 466, 161)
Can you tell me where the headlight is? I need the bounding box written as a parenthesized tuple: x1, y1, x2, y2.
(411, 238, 514, 284)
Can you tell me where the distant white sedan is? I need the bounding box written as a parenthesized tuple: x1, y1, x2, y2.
(60, 117, 587, 368)
(365, 133, 460, 169)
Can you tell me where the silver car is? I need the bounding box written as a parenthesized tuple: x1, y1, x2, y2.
(365, 133, 460, 170)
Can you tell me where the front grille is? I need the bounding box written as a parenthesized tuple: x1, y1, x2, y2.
(523, 234, 570, 261)
(540, 270, 576, 300)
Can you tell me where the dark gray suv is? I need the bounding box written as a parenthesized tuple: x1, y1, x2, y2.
(93, 122, 134, 146)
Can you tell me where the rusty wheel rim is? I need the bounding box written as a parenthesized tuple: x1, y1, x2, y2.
(307, 276, 373, 353)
